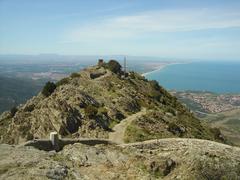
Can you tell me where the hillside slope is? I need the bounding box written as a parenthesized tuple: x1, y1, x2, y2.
(204, 108, 240, 146)
(0, 60, 225, 144)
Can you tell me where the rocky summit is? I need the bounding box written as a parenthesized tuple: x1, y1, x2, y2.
(0, 60, 239, 179)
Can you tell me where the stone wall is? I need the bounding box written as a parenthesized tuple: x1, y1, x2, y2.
(22, 138, 114, 151)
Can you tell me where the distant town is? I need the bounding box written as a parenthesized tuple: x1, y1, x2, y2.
(171, 91, 240, 114)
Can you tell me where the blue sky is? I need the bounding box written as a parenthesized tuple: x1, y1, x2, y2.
(0, 0, 240, 60)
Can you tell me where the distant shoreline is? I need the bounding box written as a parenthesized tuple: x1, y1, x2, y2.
(142, 62, 188, 76)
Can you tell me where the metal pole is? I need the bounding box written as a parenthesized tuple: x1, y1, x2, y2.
(124, 56, 126, 76)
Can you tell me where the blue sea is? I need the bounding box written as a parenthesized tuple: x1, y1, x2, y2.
(145, 61, 240, 94)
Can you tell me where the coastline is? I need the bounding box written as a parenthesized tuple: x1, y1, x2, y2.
(142, 62, 189, 76)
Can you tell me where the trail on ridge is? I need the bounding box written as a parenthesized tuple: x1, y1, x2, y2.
(109, 108, 147, 144)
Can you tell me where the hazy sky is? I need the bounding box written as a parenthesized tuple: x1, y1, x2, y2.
(1, 0, 240, 60)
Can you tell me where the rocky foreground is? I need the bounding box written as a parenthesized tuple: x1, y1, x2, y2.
(0, 138, 239, 180)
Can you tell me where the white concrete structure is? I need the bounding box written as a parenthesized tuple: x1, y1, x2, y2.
(50, 132, 59, 147)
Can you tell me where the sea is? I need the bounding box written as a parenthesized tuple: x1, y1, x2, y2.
(144, 61, 240, 94)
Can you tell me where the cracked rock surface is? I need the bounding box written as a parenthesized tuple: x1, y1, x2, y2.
(0, 138, 239, 179)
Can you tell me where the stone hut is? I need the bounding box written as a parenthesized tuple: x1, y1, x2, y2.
(98, 59, 104, 66)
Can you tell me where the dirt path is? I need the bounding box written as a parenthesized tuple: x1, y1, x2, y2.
(109, 108, 146, 144)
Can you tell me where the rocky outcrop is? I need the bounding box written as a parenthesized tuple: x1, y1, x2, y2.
(0, 138, 239, 179)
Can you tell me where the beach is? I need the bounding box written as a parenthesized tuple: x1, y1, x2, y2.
(142, 62, 188, 76)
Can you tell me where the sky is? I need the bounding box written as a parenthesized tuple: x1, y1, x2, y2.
(0, 0, 240, 60)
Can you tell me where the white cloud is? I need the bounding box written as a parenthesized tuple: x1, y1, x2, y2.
(63, 8, 240, 43)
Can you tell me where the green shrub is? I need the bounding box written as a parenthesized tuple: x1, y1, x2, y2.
(168, 122, 184, 135)
(137, 100, 155, 109)
(42, 81, 56, 97)
(98, 107, 108, 115)
(104, 60, 122, 73)
(210, 127, 224, 141)
(124, 124, 149, 143)
(10, 106, 18, 117)
(109, 119, 120, 129)
(165, 107, 176, 116)
(129, 72, 135, 79)
(84, 105, 98, 118)
(26, 132, 34, 140)
(149, 90, 161, 101)
(24, 104, 35, 112)
(70, 73, 81, 78)
(114, 111, 125, 120)
(56, 77, 69, 87)
(149, 80, 160, 90)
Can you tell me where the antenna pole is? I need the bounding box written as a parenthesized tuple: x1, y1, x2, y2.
(124, 56, 126, 77)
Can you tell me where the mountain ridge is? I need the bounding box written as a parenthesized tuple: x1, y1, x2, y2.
(0, 60, 225, 145)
